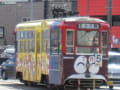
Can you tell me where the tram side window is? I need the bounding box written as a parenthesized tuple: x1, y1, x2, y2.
(66, 30, 74, 54)
(37, 32, 40, 53)
(29, 31, 35, 52)
(17, 32, 20, 52)
(29, 32, 32, 52)
(51, 30, 59, 54)
(17, 40, 21, 53)
(102, 31, 107, 56)
(24, 31, 28, 52)
(20, 31, 24, 53)
(59, 30, 62, 53)
(17, 32, 20, 40)
(43, 30, 46, 53)
(47, 30, 50, 53)
(43, 30, 49, 53)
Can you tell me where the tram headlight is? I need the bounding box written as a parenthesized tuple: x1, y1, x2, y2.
(97, 48, 99, 53)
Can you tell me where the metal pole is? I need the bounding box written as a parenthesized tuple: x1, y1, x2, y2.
(107, 0, 112, 30)
(30, 0, 34, 20)
(107, 0, 112, 50)
(44, 0, 48, 19)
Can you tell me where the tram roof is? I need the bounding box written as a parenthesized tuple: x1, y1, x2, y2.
(62, 16, 105, 23)
(16, 16, 106, 28)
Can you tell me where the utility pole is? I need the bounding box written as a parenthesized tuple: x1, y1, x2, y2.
(107, 0, 112, 50)
(107, 0, 112, 30)
(44, 0, 48, 19)
(30, 0, 34, 20)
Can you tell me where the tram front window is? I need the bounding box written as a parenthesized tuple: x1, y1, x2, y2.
(76, 31, 99, 53)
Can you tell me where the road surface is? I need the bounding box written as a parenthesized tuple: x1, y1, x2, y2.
(0, 79, 120, 90)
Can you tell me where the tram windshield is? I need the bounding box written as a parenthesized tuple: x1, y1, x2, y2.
(76, 31, 99, 53)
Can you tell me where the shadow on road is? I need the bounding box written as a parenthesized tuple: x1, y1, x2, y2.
(0, 83, 48, 90)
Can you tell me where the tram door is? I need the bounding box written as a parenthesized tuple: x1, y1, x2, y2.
(41, 30, 49, 75)
(49, 28, 62, 85)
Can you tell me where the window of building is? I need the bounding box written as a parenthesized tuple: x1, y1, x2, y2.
(92, 16, 107, 21)
(22, 17, 30, 22)
(112, 15, 120, 26)
(0, 26, 4, 38)
(93, 15, 120, 26)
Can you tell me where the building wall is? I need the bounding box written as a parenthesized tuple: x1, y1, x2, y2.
(112, 0, 120, 15)
(78, 0, 120, 48)
(0, 0, 77, 45)
(47, 1, 73, 18)
(78, 0, 120, 16)
(78, 0, 107, 16)
(0, 2, 44, 45)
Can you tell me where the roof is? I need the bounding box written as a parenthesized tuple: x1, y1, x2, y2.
(62, 16, 105, 22)
(16, 16, 106, 28)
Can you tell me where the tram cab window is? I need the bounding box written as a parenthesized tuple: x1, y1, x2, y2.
(66, 30, 74, 54)
(102, 31, 107, 56)
(51, 30, 61, 54)
(76, 31, 99, 53)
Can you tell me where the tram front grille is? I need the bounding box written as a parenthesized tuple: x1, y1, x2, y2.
(65, 79, 105, 89)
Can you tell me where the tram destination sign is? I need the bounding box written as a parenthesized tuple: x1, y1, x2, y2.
(78, 23, 100, 29)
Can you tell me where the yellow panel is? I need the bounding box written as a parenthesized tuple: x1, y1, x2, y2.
(16, 19, 54, 83)
(36, 27, 42, 81)
(41, 21, 49, 75)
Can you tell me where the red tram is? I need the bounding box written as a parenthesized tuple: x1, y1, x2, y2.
(15, 17, 110, 89)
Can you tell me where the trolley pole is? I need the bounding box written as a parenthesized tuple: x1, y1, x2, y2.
(30, 0, 34, 20)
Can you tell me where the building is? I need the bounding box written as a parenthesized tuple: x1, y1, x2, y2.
(0, 0, 77, 45)
(0, 2, 44, 45)
(78, 0, 120, 49)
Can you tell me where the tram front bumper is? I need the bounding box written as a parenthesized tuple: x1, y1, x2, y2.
(66, 74, 106, 81)
(64, 74, 107, 88)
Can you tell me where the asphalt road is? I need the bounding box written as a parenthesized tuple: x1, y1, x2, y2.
(0, 79, 48, 90)
(0, 79, 120, 90)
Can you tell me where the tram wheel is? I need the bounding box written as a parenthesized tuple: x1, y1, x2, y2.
(57, 86, 65, 90)
(24, 81, 28, 86)
(24, 81, 33, 86)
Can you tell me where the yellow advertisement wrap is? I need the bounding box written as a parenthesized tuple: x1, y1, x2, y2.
(16, 20, 51, 83)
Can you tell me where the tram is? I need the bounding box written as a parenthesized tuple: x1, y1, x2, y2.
(15, 16, 110, 89)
